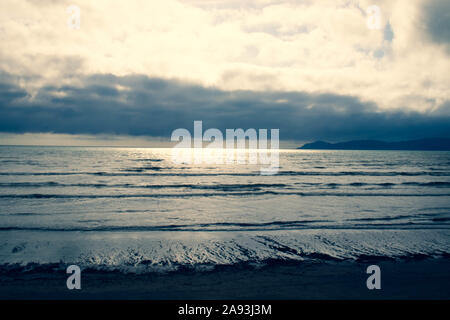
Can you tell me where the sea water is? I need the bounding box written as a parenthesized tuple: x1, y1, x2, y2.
(0, 146, 449, 273)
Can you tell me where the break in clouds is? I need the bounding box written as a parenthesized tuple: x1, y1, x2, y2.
(0, 72, 449, 142)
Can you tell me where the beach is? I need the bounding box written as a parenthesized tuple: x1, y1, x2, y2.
(1, 258, 449, 299)
(2, 0, 450, 303)
(0, 147, 449, 300)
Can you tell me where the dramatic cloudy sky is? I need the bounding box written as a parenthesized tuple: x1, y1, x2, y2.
(0, 0, 449, 146)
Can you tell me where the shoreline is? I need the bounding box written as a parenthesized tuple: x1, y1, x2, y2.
(1, 257, 449, 300)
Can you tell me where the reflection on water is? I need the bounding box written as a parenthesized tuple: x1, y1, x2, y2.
(0, 146, 449, 272)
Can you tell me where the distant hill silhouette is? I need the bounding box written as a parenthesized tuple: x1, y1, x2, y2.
(298, 138, 450, 151)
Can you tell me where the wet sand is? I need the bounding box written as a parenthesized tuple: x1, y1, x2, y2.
(1, 258, 449, 300)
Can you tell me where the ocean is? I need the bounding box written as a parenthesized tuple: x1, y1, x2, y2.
(0, 146, 449, 275)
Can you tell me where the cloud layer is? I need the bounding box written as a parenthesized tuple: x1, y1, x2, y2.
(1, 72, 448, 142)
(0, 0, 449, 113)
(0, 0, 449, 144)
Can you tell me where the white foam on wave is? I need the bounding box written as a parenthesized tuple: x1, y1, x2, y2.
(0, 229, 448, 274)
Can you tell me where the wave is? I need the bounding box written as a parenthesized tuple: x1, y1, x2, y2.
(349, 214, 421, 222)
(0, 170, 449, 177)
(325, 182, 450, 188)
(0, 182, 287, 190)
(121, 166, 166, 172)
(2, 181, 449, 189)
(0, 220, 325, 232)
(0, 230, 448, 274)
(1, 221, 448, 232)
(0, 191, 448, 199)
(279, 171, 450, 177)
(131, 159, 163, 162)
(401, 181, 450, 187)
(0, 254, 436, 275)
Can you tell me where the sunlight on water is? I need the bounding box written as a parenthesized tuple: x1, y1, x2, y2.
(0, 146, 449, 272)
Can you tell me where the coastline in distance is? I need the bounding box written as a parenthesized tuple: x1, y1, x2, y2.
(298, 137, 450, 151)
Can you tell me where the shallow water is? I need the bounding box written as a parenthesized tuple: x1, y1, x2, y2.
(0, 146, 449, 273)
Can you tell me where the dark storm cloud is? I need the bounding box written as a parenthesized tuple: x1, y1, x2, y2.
(0, 73, 29, 104)
(423, 0, 450, 51)
(0, 72, 449, 142)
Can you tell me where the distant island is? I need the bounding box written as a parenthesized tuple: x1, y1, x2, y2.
(298, 138, 450, 151)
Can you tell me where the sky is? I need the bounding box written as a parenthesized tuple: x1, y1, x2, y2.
(0, 0, 449, 147)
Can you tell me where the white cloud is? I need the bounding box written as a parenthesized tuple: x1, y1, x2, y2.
(0, 0, 448, 112)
